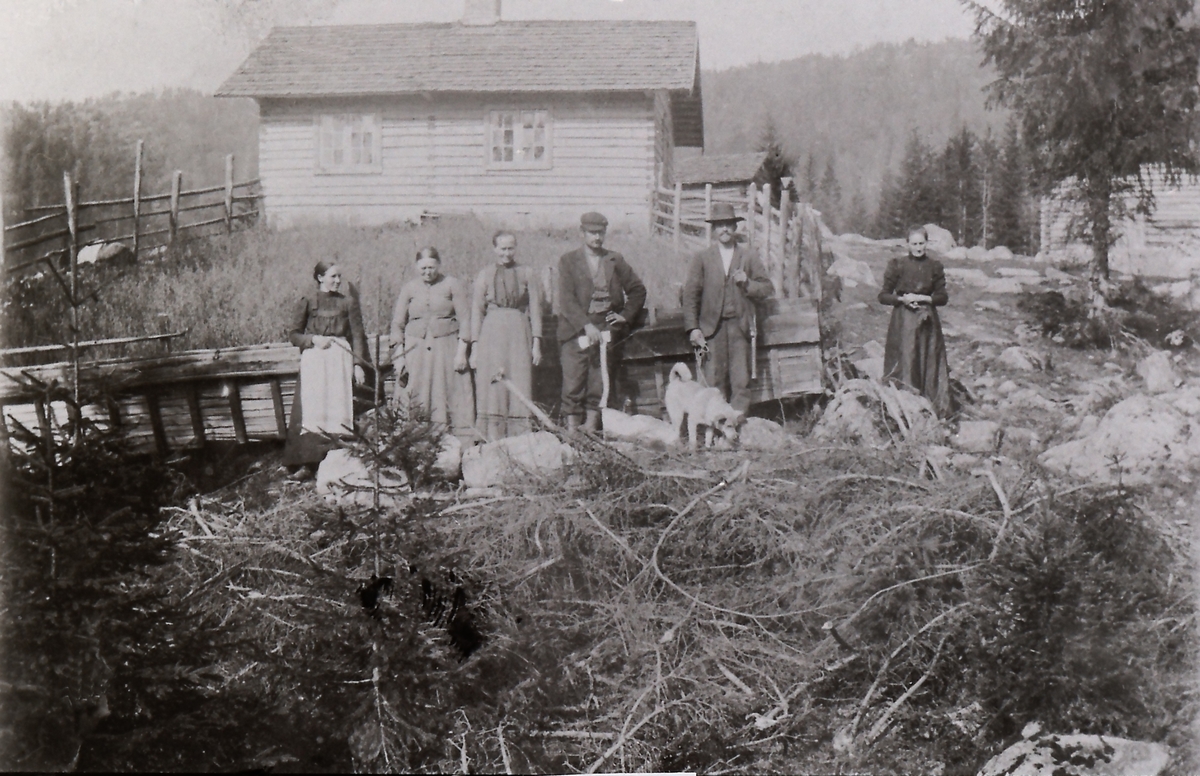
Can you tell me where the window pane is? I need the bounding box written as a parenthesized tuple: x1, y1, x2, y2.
(504, 147, 513, 162)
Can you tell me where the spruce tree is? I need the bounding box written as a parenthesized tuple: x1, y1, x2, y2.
(992, 118, 1029, 254)
(942, 127, 981, 246)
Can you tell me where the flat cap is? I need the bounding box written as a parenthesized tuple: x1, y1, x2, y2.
(580, 212, 609, 230)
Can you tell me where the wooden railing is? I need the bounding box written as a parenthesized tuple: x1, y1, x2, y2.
(3, 141, 260, 277)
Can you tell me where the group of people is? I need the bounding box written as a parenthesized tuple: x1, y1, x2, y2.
(282, 210, 952, 479)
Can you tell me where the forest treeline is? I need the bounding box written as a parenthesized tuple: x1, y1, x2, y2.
(1, 90, 259, 218)
(3, 39, 1035, 247)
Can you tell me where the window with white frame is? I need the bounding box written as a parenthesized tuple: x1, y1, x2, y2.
(488, 110, 552, 169)
(316, 114, 382, 173)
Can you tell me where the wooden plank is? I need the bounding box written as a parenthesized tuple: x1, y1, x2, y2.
(226, 380, 248, 444)
(186, 384, 206, 447)
(269, 378, 288, 437)
(144, 391, 170, 457)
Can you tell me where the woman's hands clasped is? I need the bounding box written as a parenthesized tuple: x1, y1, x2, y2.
(898, 293, 933, 311)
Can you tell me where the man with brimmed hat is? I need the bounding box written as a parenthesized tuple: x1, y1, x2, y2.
(682, 202, 774, 413)
(557, 211, 647, 432)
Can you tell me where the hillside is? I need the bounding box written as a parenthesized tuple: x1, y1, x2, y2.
(702, 38, 1007, 207)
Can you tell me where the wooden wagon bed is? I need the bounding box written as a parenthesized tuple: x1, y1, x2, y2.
(0, 299, 820, 456)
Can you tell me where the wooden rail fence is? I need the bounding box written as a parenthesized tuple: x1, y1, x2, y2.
(3, 140, 261, 277)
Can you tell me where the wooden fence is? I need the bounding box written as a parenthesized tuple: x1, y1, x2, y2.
(2, 141, 260, 277)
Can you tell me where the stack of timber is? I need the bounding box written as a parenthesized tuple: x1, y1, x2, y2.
(0, 300, 821, 455)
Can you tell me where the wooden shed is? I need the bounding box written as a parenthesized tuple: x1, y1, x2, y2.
(1040, 167, 1200, 277)
(215, 2, 704, 229)
(674, 151, 770, 199)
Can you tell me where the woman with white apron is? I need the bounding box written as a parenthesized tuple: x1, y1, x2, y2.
(283, 261, 369, 480)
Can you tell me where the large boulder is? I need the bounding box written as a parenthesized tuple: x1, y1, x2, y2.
(977, 732, 1169, 776)
(316, 449, 409, 509)
(985, 245, 1015, 261)
(813, 379, 942, 446)
(1136, 350, 1179, 394)
(946, 267, 991, 287)
(601, 409, 679, 449)
(953, 420, 1001, 454)
(997, 346, 1044, 372)
(1039, 393, 1200, 484)
(461, 431, 576, 489)
(923, 224, 956, 253)
(827, 254, 877, 288)
(966, 245, 989, 261)
(740, 417, 789, 451)
(944, 246, 969, 260)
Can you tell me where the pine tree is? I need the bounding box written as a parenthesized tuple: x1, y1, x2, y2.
(815, 158, 844, 232)
(802, 153, 819, 202)
(756, 115, 794, 207)
(991, 118, 1028, 253)
(845, 191, 872, 237)
(874, 167, 904, 239)
(976, 129, 1000, 249)
(969, 0, 1200, 282)
(896, 131, 945, 232)
(941, 127, 981, 246)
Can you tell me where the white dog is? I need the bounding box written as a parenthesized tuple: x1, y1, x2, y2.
(663, 363, 744, 449)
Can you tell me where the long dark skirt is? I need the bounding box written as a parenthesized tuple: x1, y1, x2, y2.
(882, 305, 951, 418)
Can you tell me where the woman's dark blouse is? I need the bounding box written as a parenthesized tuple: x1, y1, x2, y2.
(878, 255, 949, 307)
(288, 290, 369, 362)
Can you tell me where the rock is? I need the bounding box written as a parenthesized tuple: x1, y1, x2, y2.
(316, 449, 409, 509)
(1076, 414, 1100, 436)
(844, 301, 868, 311)
(985, 245, 1014, 261)
(1002, 426, 1042, 453)
(977, 732, 1170, 776)
(1136, 350, 1179, 394)
(1044, 266, 1073, 283)
(923, 223, 956, 253)
(997, 380, 1019, 395)
(966, 245, 989, 261)
(740, 417, 789, 450)
(862, 339, 885, 359)
(828, 255, 877, 288)
(953, 420, 1001, 453)
(998, 346, 1043, 371)
(853, 356, 885, 382)
(434, 434, 463, 480)
(602, 409, 679, 449)
(1039, 394, 1200, 484)
(995, 267, 1042, 278)
(1169, 385, 1200, 416)
(944, 246, 969, 260)
(981, 277, 1027, 294)
(945, 267, 991, 286)
(813, 379, 942, 446)
(461, 431, 576, 489)
(974, 299, 1003, 311)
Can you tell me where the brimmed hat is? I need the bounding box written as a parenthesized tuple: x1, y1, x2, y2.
(705, 203, 744, 224)
(580, 212, 609, 231)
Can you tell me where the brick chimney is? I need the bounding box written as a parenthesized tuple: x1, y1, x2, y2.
(463, 0, 501, 25)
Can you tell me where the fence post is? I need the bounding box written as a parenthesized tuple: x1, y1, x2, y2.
(132, 139, 143, 259)
(672, 181, 682, 250)
(704, 183, 713, 243)
(778, 184, 792, 298)
(169, 170, 182, 244)
(746, 183, 757, 250)
(64, 171, 80, 402)
(224, 154, 235, 233)
(762, 183, 773, 278)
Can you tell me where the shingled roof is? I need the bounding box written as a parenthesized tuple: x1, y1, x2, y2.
(216, 20, 699, 97)
(675, 152, 769, 185)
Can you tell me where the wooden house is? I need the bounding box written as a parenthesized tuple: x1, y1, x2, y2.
(674, 151, 769, 199)
(1040, 167, 1200, 277)
(215, 1, 703, 229)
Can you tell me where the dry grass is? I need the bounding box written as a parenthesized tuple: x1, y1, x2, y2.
(4, 216, 690, 355)
(161, 431, 1195, 774)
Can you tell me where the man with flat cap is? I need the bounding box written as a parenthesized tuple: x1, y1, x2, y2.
(682, 202, 774, 413)
(557, 212, 647, 432)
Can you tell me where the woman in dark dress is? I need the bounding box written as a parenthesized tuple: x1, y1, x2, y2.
(283, 261, 370, 480)
(878, 226, 951, 417)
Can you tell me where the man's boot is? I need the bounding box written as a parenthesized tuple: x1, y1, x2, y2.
(583, 409, 601, 433)
(565, 414, 581, 433)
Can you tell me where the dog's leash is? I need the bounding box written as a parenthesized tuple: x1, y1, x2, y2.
(749, 310, 758, 380)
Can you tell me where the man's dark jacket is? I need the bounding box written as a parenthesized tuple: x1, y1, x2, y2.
(556, 248, 647, 342)
(682, 243, 773, 337)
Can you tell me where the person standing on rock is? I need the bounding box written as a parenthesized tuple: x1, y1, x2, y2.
(682, 202, 774, 413)
(557, 212, 646, 432)
(878, 225, 951, 417)
(469, 230, 543, 441)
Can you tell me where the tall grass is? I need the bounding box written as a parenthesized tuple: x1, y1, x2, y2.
(4, 216, 690, 357)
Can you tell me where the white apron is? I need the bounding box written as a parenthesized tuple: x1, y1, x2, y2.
(299, 338, 354, 436)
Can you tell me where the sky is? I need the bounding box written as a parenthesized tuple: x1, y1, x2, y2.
(0, 0, 979, 103)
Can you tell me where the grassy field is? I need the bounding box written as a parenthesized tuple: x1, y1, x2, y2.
(4, 216, 691, 356)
